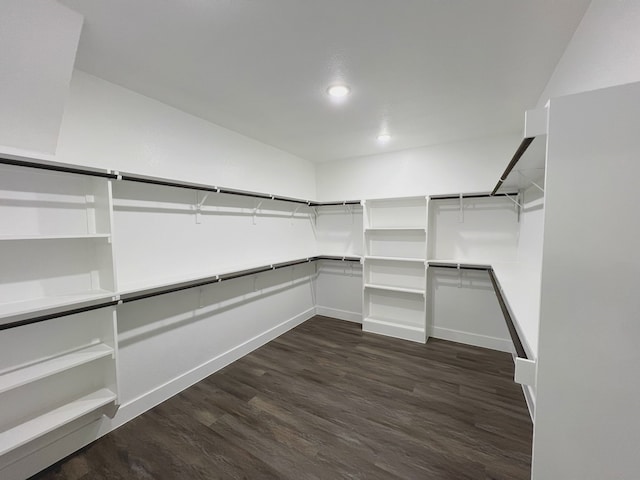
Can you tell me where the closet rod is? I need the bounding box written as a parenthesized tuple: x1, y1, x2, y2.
(311, 201, 361, 206)
(1, 257, 363, 329)
(490, 137, 535, 196)
(427, 261, 492, 271)
(118, 172, 312, 205)
(120, 256, 360, 304)
(428, 262, 528, 359)
(316, 255, 361, 262)
(0, 156, 117, 179)
(0, 300, 119, 331)
(429, 192, 518, 201)
(488, 270, 528, 359)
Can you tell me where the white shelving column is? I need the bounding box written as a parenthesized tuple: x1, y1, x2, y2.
(362, 196, 428, 343)
(0, 154, 119, 467)
(0, 161, 119, 325)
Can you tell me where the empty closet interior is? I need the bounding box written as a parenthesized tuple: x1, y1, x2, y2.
(2, 2, 640, 479)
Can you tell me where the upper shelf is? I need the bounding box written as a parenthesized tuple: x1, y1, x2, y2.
(492, 107, 548, 195)
(0, 152, 358, 208)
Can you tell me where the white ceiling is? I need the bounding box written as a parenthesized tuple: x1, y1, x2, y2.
(58, 0, 589, 162)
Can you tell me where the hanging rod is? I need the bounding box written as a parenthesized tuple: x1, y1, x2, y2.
(428, 262, 528, 359)
(427, 261, 492, 271)
(0, 256, 363, 329)
(0, 156, 117, 179)
(316, 255, 361, 262)
(490, 137, 535, 196)
(0, 299, 120, 332)
(487, 269, 528, 359)
(311, 201, 362, 206)
(0, 156, 359, 207)
(429, 192, 518, 201)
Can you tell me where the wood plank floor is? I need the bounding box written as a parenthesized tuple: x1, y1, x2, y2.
(31, 316, 532, 480)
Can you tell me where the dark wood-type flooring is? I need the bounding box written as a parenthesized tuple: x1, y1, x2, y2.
(31, 316, 532, 480)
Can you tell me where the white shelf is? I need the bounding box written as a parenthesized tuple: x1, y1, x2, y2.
(364, 283, 425, 296)
(427, 259, 492, 268)
(365, 256, 425, 263)
(365, 227, 426, 232)
(0, 234, 111, 241)
(0, 344, 113, 395)
(0, 388, 117, 456)
(491, 262, 541, 357)
(0, 291, 116, 325)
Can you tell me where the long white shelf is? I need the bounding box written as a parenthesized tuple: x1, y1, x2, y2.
(365, 256, 425, 263)
(0, 291, 117, 325)
(427, 259, 493, 269)
(364, 283, 425, 296)
(364, 227, 426, 232)
(491, 262, 540, 358)
(0, 344, 113, 395)
(0, 388, 117, 456)
(0, 234, 111, 241)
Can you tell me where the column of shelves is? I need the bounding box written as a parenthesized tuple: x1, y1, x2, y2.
(0, 157, 119, 459)
(0, 307, 118, 457)
(362, 197, 428, 343)
(0, 163, 118, 325)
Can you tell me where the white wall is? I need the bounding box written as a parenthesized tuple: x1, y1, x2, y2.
(538, 0, 640, 105)
(0, 0, 82, 153)
(56, 71, 316, 200)
(428, 269, 511, 353)
(315, 133, 520, 201)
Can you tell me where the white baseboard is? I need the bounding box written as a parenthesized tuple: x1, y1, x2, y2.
(315, 306, 362, 323)
(363, 318, 426, 343)
(1, 307, 315, 480)
(431, 326, 513, 353)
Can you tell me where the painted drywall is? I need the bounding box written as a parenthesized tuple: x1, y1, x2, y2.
(538, 0, 640, 105)
(428, 269, 511, 353)
(0, 0, 82, 153)
(315, 133, 521, 201)
(56, 71, 316, 200)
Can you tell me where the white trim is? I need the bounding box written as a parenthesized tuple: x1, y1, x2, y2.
(315, 306, 362, 324)
(431, 326, 513, 353)
(363, 318, 426, 343)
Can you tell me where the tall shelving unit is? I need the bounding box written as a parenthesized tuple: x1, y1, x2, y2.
(362, 196, 428, 343)
(0, 161, 119, 459)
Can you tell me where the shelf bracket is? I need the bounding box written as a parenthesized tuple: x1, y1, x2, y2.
(290, 204, 301, 225)
(346, 204, 354, 224)
(504, 193, 523, 209)
(253, 200, 263, 225)
(517, 170, 545, 194)
(458, 193, 464, 223)
(198, 287, 205, 308)
(195, 192, 210, 224)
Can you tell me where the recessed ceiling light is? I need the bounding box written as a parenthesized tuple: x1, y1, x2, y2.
(327, 84, 350, 98)
(377, 133, 391, 143)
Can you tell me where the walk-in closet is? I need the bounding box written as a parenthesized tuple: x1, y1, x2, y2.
(2, 1, 640, 479)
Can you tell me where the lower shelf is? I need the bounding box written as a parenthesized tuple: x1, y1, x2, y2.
(0, 343, 114, 395)
(363, 317, 426, 343)
(0, 291, 116, 327)
(0, 388, 117, 456)
(364, 283, 425, 296)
